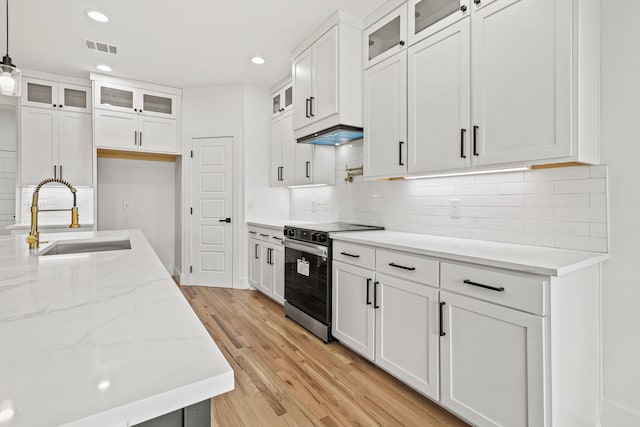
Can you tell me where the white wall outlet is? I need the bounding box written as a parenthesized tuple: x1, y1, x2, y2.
(450, 199, 461, 218)
(122, 200, 130, 210)
(311, 200, 317, 213)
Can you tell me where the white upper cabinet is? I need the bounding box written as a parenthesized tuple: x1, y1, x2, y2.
(408, 18, 471, 173)
(364, 51, 407, 178)
(409, 0, 470, 45)
(291, 11, 363, 139)
(364, 4, 408, 70)
(22, 78, 91, 114)
(471, 0, 573, 166)
(272, 82, 293, 119)
(92, 77, 181, 154)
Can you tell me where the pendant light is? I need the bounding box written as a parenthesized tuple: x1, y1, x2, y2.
(0, 0, 20, 97)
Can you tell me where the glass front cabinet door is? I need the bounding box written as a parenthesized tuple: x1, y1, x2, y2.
(272, 82, 293, 118)
(364, 4, 408, 69)
(409, 0, 470, 45)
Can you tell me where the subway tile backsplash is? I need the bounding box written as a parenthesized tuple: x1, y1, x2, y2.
(290, 141, 609, 252)
(19, 186, 94, 226)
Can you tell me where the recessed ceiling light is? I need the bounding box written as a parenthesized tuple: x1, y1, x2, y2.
(251, 56, 265, 65)
(96, 64, 112, 72)
(85, 10, 109, 23)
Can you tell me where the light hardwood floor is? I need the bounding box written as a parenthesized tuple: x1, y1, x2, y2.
(180, 287, 469, 427)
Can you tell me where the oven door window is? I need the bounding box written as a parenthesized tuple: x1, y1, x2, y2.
(284, 247, 329, 324)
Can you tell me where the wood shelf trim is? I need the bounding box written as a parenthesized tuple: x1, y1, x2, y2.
(530, 162, 586, 170)
(97, 148, 177, 163)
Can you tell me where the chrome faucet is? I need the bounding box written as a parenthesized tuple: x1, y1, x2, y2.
(26, 178, 80, 250)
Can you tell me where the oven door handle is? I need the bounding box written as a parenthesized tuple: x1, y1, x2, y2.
(283, 239, 328, 257)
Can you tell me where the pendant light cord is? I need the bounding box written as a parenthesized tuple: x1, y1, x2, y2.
(5, 0, 8, 54)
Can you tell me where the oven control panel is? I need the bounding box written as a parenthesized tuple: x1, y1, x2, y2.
(284, 227, 328, 245)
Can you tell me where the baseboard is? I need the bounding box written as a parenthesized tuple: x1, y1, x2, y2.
(601, 399, 640, 426)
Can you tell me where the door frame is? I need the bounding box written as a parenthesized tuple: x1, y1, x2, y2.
(181, 129, 245, 288)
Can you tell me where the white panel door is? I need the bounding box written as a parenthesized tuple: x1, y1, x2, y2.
(408, 18, 471, 173)
(20, 107, 56, 185)
(292, 48, 313, 130)
(94, 110, 138, 150)
(332, 261, 375, 361)
(440, 291, 545, 427)
(364, 52, 407, 178)
(57, 112, 92, 186)
(312, 26, 339, 122)
(471, 0, 572, 166)
(191, 137, 234, 287)
(375, 273, 440, 400)
(140, 116, 178, 153)
(248, 239, 261, 288)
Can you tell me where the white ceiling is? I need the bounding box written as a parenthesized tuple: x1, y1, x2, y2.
(0, 0, 387, 89)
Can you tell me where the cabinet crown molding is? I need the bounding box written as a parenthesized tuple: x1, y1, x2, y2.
(290, 10, 363, 60)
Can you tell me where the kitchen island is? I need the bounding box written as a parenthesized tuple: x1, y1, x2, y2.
(0, 229, 233, 427)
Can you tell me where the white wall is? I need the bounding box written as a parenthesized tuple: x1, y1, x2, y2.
(600, 1, 640, 424)
(97, 158, 176, 272)
(291, 141, 609, 252)
(181, 84, 288, 288)
(0, 100, 17, 235)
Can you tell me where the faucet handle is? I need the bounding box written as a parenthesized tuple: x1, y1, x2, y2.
(26, 235, 38, 249)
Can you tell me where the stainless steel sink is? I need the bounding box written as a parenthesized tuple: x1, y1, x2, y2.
(39, 239, 131, 256)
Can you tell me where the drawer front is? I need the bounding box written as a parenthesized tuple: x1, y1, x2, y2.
(440, 262, 547, 316)
(333, 241, 375, 270)
(375, 249, 439, 286)
(248, 226, 283, 244)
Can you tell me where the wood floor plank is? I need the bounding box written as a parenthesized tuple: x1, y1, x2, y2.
(181, 287, 469, 427)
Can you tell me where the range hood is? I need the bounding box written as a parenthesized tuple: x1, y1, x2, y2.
(296, 125, 364, 146)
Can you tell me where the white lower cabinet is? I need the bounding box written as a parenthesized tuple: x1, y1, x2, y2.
(247, 227, 285, 305)
(440, 290, 544, 427)
(376, 273, 440, 399)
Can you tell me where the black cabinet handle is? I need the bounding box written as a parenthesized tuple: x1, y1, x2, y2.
(460, 5, 468, 12)
(53, 104, 57, 108)
(398, 141, 404, 166)
(59, 165, 63, 179)
(249, 231, 257, 235)
(306, 161, 311, 178)
(366, 278, 372, 305)
(399, 40, 405, 46)
(255, 244, 259, 259)
(53, 165, 57, 179)
(474, 0, 481, 4)
(139, 131, 143, 146)
(373, 281, 380, 309)
(340, 252, 360, 258)
(460, 129, 467, 159)
(389, 262, 416, 271)
(439, 302, 446, 337)
(59, 105, 64, 109)
(259, 233, 269, 237)
(268, 248, 274, 265)
(305, 98, 311, 118)
(134, 130, 138, 146)
(463, 279, 505, 292)
(473, 125, 479, 156)
(309, 97, 315, 117)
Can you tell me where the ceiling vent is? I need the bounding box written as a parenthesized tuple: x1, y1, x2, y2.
(83, 39, 118, 55)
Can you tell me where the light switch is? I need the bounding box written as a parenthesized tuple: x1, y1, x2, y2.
(450, 199, 460, 218)
(123, 200, 130, 210)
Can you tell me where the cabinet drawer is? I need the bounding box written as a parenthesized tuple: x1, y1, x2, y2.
(248, 226, 283, 244)
(440, 262, 548, 316)
(333, 241, 375, 270)
(375, 249, 438, 286)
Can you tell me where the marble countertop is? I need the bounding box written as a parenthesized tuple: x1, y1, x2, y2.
(0, 230, 233, 427)
(332, 230, 608, 277)
(246, 219, 311, 229)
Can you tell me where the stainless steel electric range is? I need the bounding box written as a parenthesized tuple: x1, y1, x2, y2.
(282, 223, 383, 342)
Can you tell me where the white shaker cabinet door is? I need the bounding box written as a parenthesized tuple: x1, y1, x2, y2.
(408, 18, 471, 173)
(270, 114, 284, 187)
(94, 110, 139, 150)
(248, 239, 261, 289)
(260, 245, 274, 297)
(20, 107, 56, 184)
(375, 273, 440, 400)
(471, 0, 572, 166)
(312, 26, 339, 123)
(57, 111, 92, 186)
(281, 110, 296, 185)
(292, 48, 313, 131)
(272, 246, 285, 305)
(440, 291, 546, 427)
(332, 261, 376, 361)
(140, 116, 177, 153)
(364, 52, 407, 178)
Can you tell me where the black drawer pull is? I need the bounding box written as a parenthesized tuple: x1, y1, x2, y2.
(366, 278, 372, 305)
(389, 262, 416, 271)
(439, 302, 446, 336)
(374, 281, 380, 309)
(249, 231, 257, 235)
(463, 279, 505, 292)
(340, 252, 360, 258)
(272, 236, 282, 241)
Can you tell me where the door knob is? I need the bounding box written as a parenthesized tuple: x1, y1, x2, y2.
(218, 218, 231, 223)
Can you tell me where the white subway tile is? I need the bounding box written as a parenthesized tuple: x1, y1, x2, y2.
(554, 207, 607, 222)
(455, 228, 500, 242)
(459, 206, 499, 218)
(475, 218, 524, 232)
(499, 207, 554, 220)
(435, 175, 475, 186)
(590, 193, 607, 208)
(499, 181, 555, 195)
(555, 179, 606, 194)
(525, 194, 590, 208)
(524, 220, 590, 236)
(499, 231, 556, 248)
(475, 171, 524, 184)
(590, 223, 608, 238)
(524, 166, 590, 181)
(463, 195, 524, 207)
(455, 184, 500, 196)
(555, 236, 608, 252)
(590, 165, 607, 178)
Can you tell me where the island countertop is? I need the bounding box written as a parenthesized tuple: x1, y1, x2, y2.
(0, 229, 233, 427)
